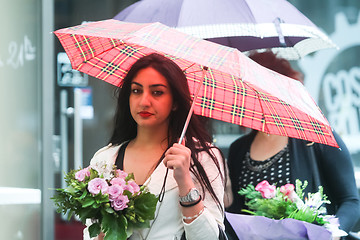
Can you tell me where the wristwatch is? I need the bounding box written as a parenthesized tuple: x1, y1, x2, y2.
(179, 188, 201, 203)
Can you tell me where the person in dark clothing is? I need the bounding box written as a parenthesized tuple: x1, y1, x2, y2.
(227, 130, 360, 233)
(225, 51, 360, 239)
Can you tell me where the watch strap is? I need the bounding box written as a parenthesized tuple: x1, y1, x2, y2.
(179, 195, 202, 207)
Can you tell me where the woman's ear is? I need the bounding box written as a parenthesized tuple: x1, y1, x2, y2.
(172, 103, 178, 111)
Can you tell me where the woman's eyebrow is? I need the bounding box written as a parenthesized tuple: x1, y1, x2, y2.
(149, 84, 168, 88)
(131, 82, 167, 88)
(131, 82, 142, 87)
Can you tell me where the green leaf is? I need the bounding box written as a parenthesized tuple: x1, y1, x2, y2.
(67, 211, 74, 221)
(104, 205, 115, 214)
(89, 223, 101, 238)
(238, 185, 262, 201)
(133, 192, 158, 221)
(82, 198, 96, 208)
(95, 194, 110, 204)
(64, 185, 78, 195)
(77, 208, 99, 223)
(125, 224, 134, 238)
(90, 168, 99, 179)
(102, 213, 127, 240)
(78, 189, 88, 200)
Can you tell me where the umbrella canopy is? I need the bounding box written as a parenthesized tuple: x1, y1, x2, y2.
(114, 0, 336, 60)
(54, 19, 338, 147)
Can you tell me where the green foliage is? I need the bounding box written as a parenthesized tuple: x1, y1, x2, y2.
(295, 179, 307, 200)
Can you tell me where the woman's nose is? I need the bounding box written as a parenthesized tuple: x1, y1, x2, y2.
(139, 92, 151, 106)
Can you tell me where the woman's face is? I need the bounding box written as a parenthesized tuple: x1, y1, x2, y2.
(129, 67, 174, 130)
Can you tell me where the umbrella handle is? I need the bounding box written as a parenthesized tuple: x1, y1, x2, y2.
(178, 68, 207, 144)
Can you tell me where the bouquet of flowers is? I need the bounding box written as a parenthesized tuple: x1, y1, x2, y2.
(236, 179, 347, 238)
(51, 164, 158, 240)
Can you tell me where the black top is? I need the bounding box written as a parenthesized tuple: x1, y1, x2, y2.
(226, 130, 360, 233)
(238, 145, 291, 190)
(115, 141, 130, 170)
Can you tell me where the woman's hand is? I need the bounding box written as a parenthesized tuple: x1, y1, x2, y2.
(163, 142, 192, 185)
(163, 142, 205, 224)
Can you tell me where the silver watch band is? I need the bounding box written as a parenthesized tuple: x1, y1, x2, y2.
(179, 188, 200, 203)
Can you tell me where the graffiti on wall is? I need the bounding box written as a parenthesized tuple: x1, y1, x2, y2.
(0, 35, 36, 69)
(299, 12, 360, 154)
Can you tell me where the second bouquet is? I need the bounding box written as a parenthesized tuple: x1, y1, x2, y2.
(238, 179, 347, 238)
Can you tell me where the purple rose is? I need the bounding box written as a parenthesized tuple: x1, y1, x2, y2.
(115, 169, 128, 179)
(88, 178, 108, 195)
(125, 180, 140, 194)
(111, 195, 129, 211)
(108, 184, 124, 200)
(75, 167, 91, 182)
(110, 177, 126, 187)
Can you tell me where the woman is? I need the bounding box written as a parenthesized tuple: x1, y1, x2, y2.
(84, 53, 226, 240)
(226, 51, 360, 238)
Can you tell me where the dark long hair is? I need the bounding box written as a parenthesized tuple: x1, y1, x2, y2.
(109, 53, 225, 210)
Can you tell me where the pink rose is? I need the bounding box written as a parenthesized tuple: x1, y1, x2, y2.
(110, 177, 126, 187)
(115, 169, 128, 179)
(124, 180, 140, 194)
(75, 167, 91, 182)
(111, 195, 129, 211)
(280, 183, 295, 197)
(108, 184, 124, 200)
(255, 180, 276, 199)
(88, 178, 109, 195)
(280, 183, 304, 207)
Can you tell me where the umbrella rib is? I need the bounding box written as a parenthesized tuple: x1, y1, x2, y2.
(259, 91, 287, 136)
(232, 75, 245, 125)
(250, 88, 269, 134)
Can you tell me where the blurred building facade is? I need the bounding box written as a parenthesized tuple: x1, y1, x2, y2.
(0, 0, 359, 239)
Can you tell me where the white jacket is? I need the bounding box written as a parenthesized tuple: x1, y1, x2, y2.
(83, 144, 225, 240)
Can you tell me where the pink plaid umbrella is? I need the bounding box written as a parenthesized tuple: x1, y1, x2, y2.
(54, 19, 338, 147)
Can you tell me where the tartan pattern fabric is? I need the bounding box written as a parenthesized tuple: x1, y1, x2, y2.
(54, 20, 338, 147)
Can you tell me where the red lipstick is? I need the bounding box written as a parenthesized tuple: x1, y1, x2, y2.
(139, 111, 152, 117)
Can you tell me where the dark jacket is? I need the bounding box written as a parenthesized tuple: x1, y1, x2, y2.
(226, 130, 360, 233)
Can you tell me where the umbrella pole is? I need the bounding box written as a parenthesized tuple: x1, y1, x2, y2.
(178, 68, 207, 144)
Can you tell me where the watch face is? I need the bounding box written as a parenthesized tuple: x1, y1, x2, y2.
(190, 189, 200, 201)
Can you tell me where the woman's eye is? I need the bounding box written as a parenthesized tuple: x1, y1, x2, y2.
(131, 88, 141, 94)
(153, 91, 163, 96)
